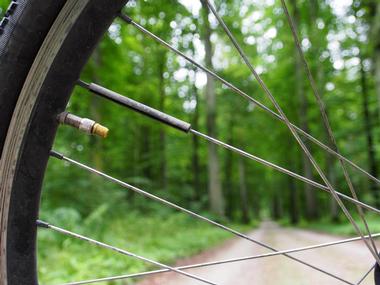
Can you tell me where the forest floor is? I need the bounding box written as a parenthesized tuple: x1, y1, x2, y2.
(137, 221, 378, 285)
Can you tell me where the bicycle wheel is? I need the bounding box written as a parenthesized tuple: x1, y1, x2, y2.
(0, 1, 127, 284)
(1, 0, 380, 284)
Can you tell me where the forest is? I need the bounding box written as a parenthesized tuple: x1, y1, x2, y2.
(1, 0, 380, 283)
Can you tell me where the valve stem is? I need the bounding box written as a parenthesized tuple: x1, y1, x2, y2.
(57, 112, 109, 138)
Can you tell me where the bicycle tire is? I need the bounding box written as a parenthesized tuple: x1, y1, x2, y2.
(0, 1, 128, 284)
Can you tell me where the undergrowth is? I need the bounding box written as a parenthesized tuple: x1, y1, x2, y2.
(37, 206, 254, 284)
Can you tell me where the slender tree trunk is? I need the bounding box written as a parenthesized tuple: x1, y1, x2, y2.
(90, 49, 104, 170)
(326, 156, 339, 222)
(291, 0, 318, 220)
(272, 193, 282, 220)
(140, 125, 152, 179)
(309, 0, 339, 221)
(376, 48, 380, 122)
(373, 2, 380, 121)
(287, 142, 299, 224)
(158, 52, 167, 189)
(224, 152, 234, 219)
(288, 174, 299, 224)
(238, 157, 250, 224)
(192, 80, 201, 201)
(251, 186, 260, 220)
(201, 0, 225, 217)
(360, 56, 380, 207)
(224, 116, 234, 219)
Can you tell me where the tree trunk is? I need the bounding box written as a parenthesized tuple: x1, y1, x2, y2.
(309, 0, 340, 221)
(140, 125, 152, 180)
(360, 56, 380, 208)
(192, 79, 201, 202)
(326, 156, 339, 222)
(288, 175, 299, 224)
(158, 52, 167, 189)
(89, 49, 104, 170)
(272, 193, 282, 220)
(291, 0, 318, 220)
(376, 47, 380, 122)
(287, 144, 299, 224)
(201, 0, 225, 217)
(373, 2, 380, 122)
(251, 187, 260, 220)
(224, 115, 234, 219)
(238, 158, 250, 224)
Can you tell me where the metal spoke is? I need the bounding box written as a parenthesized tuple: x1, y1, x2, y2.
(76, 81, 380, 216)
(119, 13, 380, 187)
(57, 233, 380, 285)
(280, 0, 378, 261)
(37, 220, 218, 285)
(190, 129, 378, 213)
(49, 150, 353, 284)
(203, 0, 380, 266)
(356, 264, 375, 285)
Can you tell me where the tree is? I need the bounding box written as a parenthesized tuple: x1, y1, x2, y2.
(372, 1, 380, 121)
(369, 1, 380, 206)
(238, 157, 250, 224)
(290, 0, 318, 220)
(89, 48, 105, 170)
(201, 0, 225, 216)
(157, 49, 168, 189)
(190, 67, 202, 202)
(360, 53, 380, 207)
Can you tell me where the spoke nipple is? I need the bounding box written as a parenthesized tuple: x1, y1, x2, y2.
(50, 150, 64, 160)
(119, 13, 132, 24)
(92, 123, 109, 138)
(36, 220, 50, 228)
(57, 112, 109, 138)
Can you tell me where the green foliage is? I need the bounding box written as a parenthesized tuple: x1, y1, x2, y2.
(38, 208, 253, 284)
(290, 214, 380, 236)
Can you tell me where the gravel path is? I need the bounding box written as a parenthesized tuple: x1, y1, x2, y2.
(137, 221, 378, 285)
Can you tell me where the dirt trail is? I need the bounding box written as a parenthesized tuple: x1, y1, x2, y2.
(137, 221, 378, 285)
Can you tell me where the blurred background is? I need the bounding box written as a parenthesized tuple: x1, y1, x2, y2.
(1, 0, 380, 283)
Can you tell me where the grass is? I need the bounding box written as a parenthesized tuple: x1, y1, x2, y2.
(280, 214, 380, 237)
(37, 206, 254, 284)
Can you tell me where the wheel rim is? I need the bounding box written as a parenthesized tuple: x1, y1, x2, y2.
(0, 1, 127, 283)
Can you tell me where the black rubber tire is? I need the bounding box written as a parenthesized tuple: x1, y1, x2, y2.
(0, 0, 67, 156)
(0, 1, 128, 284)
